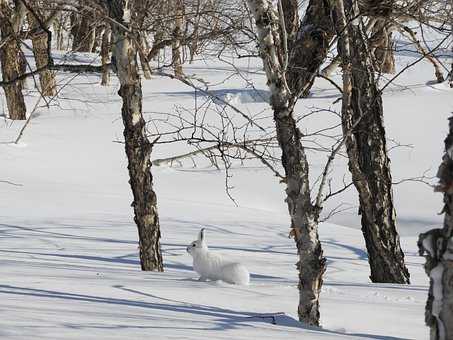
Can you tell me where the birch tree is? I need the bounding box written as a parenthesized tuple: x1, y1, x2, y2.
(247, 0, 326, 326)
(172, 0, 184, 78)
(0, 0, 27, 120)
(418, 116, 453, 340)
(335, 0, 410, 283)
(107, 0, 163, 271)
(27, 3, 57, 96)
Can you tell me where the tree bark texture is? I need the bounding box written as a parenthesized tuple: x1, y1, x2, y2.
(71, 11, 96, 53)
(248, 0, 325, 326)
(28, 14, 56, 96)
(172, 0, 184, 78)
(280, 0, 299, 43)
(108, 0, 163, 272)
(100, 25, 111, 86)
(418, 116, 453, 340)
(418, 117, 453, 340)
(335, 0, 410, 284)
(0, 1, 26, 120)
(369, 19, 395, 74)
(285, 0, 335, 97)
(138, 35, 152, 80)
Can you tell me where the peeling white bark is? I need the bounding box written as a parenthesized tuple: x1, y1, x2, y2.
(419, 116, 453, 340)
(108, 0, 163, 272)
(247, 0, 325, 326)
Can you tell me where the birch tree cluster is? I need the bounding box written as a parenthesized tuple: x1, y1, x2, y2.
(0, 0, 453, 334)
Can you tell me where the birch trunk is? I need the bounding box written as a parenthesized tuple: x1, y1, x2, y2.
(108, 0, 163, 271)
(247, 0, 325, 326)
(138, 35, 152, 80)
(172, 0, 184, 78)
(370, 19, 395, 74)
(53, 13, 65, 51)
(418, 116, 453, 340)
(335, 0, 410, 283)
(0, 1, 26, 120)
(28, 14, 56, 96)
(100, 25, 110, 86)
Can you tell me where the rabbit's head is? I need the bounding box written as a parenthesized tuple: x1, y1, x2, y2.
(186, 228, 208, 256)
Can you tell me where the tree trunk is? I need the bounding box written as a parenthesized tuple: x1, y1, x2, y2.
(286, 0, 335, 97)
(53, 13, 65, 51)
(248, 0, 325, 326)
(0, 1, 26, 120)
(71, 11, 95, 53)
(90, 27, 101, 53)
(280, 0, 299, 43)
(172, 0, 184, 78)
(418, 116, 453, 340)
(100, 25, 110, 86)
(370, 19, 395, 74)
(108, 0, 163, 272)
(188, 0, 201, 63)
(335, 0, 410, 284)
(28, 14, 56, 96)
(138, 35, 152, 80)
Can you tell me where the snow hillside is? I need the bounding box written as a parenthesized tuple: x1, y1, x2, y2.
(1, 47, 452, 339)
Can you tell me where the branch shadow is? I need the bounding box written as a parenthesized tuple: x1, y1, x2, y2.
(0, 284, 408, 339)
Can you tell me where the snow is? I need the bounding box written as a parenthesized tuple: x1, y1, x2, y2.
(1, 38, 452, 339)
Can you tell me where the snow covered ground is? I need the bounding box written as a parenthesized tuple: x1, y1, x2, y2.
(0, 43, 452, 339)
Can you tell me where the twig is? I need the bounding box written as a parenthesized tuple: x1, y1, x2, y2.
(156, 71, 266, 132)
(0, 180, 23, 187)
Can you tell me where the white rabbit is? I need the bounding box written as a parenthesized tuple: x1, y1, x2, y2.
(186, 228, 250, 285)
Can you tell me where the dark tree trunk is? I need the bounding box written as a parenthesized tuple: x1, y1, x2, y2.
(281, 0, 299, 43)
(286, 0, 335, 97)
(71, 11, 95, 53)
(172, 0, 184, 78)
(370, 19, 395, 74)
(335, 0, 410, 284)
(108, 0, 164, 271)
(100, 25, 110, 86)
(277, 112, 325, 325)
(119, 83, 163, 271)
(248, 0, 325, 326)
(0, 3, 26, 120)
(419, 116, 453, 340)
(29, 14, 56, 96)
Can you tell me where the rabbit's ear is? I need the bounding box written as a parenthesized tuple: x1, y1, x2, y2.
(198, 228, 205, 243)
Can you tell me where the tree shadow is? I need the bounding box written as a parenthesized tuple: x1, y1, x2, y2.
(0, 223, 136, 245)
(323, 239, 368, 260)
(0, 249, 286, 282)
(325, 281, 427, 293)
(0, 284, 408, 339)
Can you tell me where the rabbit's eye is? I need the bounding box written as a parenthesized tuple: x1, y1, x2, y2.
(192, 243, 196, 247)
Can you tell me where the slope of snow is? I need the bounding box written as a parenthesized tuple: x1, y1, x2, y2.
(1, 45, 451, 339)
